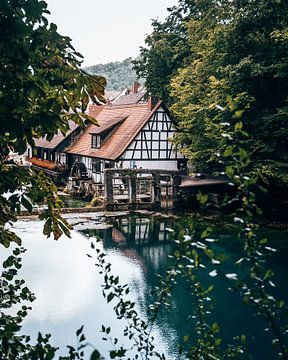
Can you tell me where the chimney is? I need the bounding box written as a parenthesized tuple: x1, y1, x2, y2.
(131, 80, 140, 94)
(147, 96, 158, 111)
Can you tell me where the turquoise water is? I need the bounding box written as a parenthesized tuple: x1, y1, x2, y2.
(1, 213, 287, 359)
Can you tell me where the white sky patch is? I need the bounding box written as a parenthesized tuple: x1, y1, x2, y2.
(45, 0, 178, 66)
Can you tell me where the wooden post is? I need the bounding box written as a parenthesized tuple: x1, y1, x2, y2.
(104, 170, 114, 209)
(150, 178, 155, 203)
(128, 216, 137, 243)
(153, 173, 161, 209)
(128, 173, 137, 209)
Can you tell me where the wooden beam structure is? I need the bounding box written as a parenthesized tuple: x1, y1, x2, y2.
(103, 168, 180, 211)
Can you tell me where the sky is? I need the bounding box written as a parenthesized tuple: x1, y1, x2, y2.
(45, 0, 178, 67)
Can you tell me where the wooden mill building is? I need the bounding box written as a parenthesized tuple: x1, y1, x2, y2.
(67, 97, 185, 183)
(32, 95, 186, 184)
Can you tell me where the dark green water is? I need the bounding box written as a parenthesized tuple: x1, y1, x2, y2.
(85, 214, 288, 360)
(2, 213, 288, 359)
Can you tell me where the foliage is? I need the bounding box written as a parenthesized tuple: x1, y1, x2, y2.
(170, 0, 288, 190)
(0, 0, 105, 247)
(136, 0, 288, 191)
(86, 107, 288, 359)
(1, 1, 288, 360)
(85, 58, 141, 91)
(1, 104, 288, 359)
(0, 247, 98, 359)
(132, 0, 195, 104)
(141, 105, 288, 359)
(217, 105, 288, 359)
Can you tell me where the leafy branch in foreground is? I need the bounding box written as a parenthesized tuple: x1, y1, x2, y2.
(0, 247, 58, 359)
(0, 247, 104, 360)
(132, 98, 288, 359)
(216, 99, 288, 359)
(88, 240, 165, 360)
(0, 0, 106, 247)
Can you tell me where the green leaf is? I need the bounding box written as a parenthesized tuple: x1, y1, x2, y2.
(76, 325, 84, 336)
(196, 192, 208, 204)
(215, 338, 222, 346)
(90, 349, 101, 360)
(264, 269, 274, 280)
(21, 196, 33, 212)
(183, 335, 189, 342)
(225, 166, 234, 178)
(223, 146, 233, 157)
(107, 292, 114, 303)
(211, 323, 220, 333)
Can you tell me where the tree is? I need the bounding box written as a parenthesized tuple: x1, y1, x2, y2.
(1, 1, 288, 359)
(132, 0, 196, 104)
(170, 0, 288, 195)
(85, 57, 140, 91)
(0, 0, 106, 247)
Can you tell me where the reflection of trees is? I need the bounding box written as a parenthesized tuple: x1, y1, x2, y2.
(85, 215, 288, 359)
(92, 217, 183, 342)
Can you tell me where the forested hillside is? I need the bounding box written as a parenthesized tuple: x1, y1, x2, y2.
(85, 57, 140, 90)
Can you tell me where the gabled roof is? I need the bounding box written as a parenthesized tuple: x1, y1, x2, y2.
(67, 101, 163, 160)
(34, 104, 104, 150)
(34, 120, 79, 149)
(104, 90, 122, 102)
(112, 93, 145, 106)
(87, 104, 105, 119)
(89, 115, 127, 135)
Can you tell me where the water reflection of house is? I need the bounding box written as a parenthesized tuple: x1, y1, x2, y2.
(96, 216, 175, 276)
(110, 217, 172, 245)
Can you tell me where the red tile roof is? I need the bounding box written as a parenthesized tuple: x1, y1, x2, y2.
(105, 90, 122, 103)
(112, 93, 144, 106)
(87, 104, 105, 119)
(67, 101, 162, 160)
(34, 120, 80, 149)
(34, 103, 104, 149)
(89, 116, 127, 134)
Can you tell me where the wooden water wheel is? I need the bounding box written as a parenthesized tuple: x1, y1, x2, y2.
(71, 161, 89, 180)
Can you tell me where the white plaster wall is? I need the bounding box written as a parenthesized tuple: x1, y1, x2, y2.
(82, 157, 91, 177)
(92, 173, 103, 183)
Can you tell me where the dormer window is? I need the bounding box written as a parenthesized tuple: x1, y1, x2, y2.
(91, 135, 101, 149)
(90, 115, 127, 150)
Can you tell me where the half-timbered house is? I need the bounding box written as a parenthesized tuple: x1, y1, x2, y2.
(33, 120, 83, 164)
(66, 97, 186, 183)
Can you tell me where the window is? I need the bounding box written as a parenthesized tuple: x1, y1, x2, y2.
(92, 160, 101, 173)
(91, 135, 101, 148)
(61, 154, 67, 164)
(104, 161, 112, 169)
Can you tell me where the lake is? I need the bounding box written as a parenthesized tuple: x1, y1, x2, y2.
(1, 212, 287, 359)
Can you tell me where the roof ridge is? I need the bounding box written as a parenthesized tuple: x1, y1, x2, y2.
(109, 102, 148, 109)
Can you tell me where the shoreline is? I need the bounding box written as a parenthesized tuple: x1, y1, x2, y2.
(17, 206, 288, 229)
